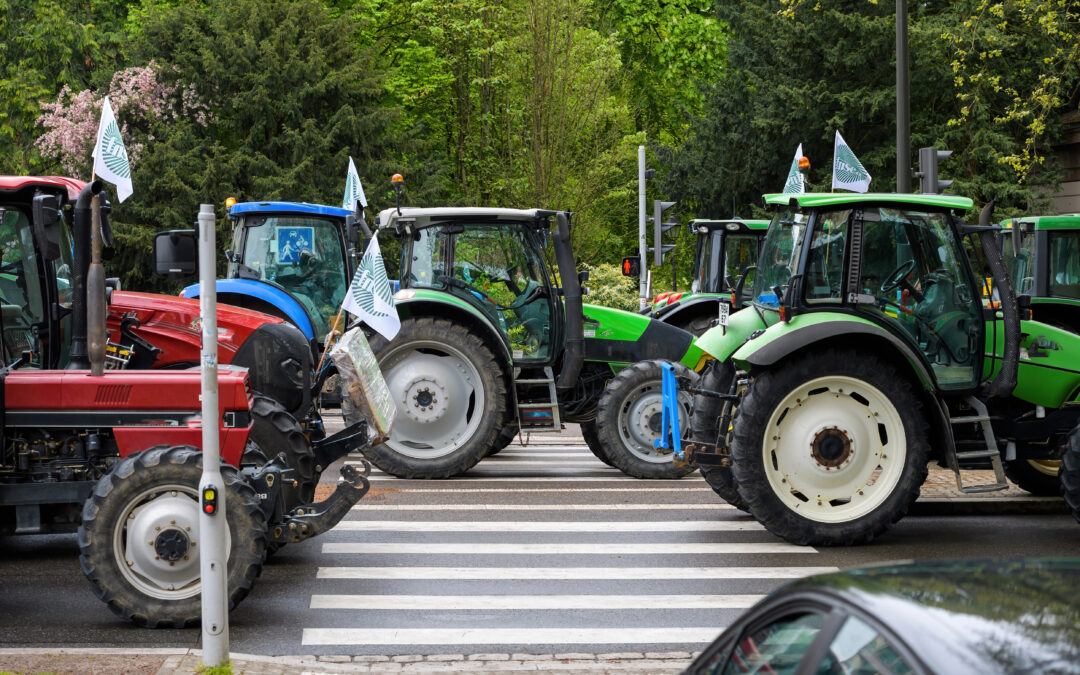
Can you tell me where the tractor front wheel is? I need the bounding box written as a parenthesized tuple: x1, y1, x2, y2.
(594, 360, 698, 479)
(730, 350, 928, 546)
(580, 420, 614, 467)
(1061, 427, 1080, 523)
(689, 360, 748, 512)
(353, 317, 507, 478)
(78, 445, 266, 628)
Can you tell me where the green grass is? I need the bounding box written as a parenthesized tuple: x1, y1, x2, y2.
(197, 663, 233, 675)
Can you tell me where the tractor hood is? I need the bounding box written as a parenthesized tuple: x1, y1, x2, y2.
(694, 306, 771, 362)
(109, 290, 286, 363)
(581, 303, 702, 368)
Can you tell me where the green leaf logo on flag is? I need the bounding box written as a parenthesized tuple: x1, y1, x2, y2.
(100, 120, 131, 179)
(782, 143, 805, 194)
(341, 234, 401, 341)
(832, 131, 871, 193)
(351, 246, 390, 318)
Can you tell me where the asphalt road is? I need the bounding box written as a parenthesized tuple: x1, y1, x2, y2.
(1, 425, 1078, 660)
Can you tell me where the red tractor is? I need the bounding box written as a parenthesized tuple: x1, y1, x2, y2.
(0, 177, 371, 626)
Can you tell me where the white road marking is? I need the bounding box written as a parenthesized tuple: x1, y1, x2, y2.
(333, 520, 763, 532)
(302, 627, 722, 646)
(350, 503, 735, 511)
(310, 594, 763, 610)
(355, 473, 702, 483)
(317, 566, 838, 580)
(362, 487, 714, 492)
(322, 542, 813, 554)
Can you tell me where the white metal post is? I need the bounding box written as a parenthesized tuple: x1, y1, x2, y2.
(638, 145, 647, 309)
(198, 203, 229, 665)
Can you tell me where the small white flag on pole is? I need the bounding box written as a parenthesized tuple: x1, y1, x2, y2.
(92, 96, 133, 203)
(342, 234, 400, 341)
(832, 131, 872, 193)
(782, 144, 805, 194)
(342, 156, 368, 210)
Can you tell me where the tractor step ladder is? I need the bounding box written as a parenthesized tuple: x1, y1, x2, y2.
(514, 366, 561, 432)
(949, 395, 1008, 493)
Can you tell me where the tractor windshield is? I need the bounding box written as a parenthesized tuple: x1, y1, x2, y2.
(0, 207, 46, 366)
(694, 230, 760, 294)
(408, 222, 555, 361)
(754, 208, 809, 306)
(233, 215, 349, 339)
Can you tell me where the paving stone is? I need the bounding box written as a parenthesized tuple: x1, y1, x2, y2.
(425, 654, 465, 662)
(392, 655, 425, 663)
(354, 655, 393, 663)
(317, 655, 352, 663)
(645, 652, 693, 660)
(597, 652, 644, 660)
(468, 653, 512, 661)
(511, 653, 555, 661)
(554, 653, 596, 660)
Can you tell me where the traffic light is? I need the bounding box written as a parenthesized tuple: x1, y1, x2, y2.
(621, 256, 641, 277)
(649, 200, 678, 266)
(916, 147, 953, 194)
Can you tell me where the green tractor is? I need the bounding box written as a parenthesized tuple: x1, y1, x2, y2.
(347, 206, 705, 479)
(683, 192, 1080, 545)
(645, 218, 768, 336)
(994, 214, 1080, 495)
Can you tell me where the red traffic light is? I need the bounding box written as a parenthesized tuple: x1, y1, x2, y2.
(621, 256, 640, 277)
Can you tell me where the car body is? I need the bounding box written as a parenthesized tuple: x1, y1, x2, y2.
(686, 557, 1080, 675)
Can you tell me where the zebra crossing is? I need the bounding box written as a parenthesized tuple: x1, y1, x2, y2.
(301, 432, 835, 654)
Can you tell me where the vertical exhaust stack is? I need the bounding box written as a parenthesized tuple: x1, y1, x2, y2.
(87, 194, 107, 375)
(67, 180, 104, 370)
(978, 201, 1019, 399)
(553, 211, 583, 390)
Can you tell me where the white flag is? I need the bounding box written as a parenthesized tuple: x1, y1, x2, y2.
(341, 234, 400, 341)
(832, 131, 872, 193)
(92, 96, 133, 203)
(342, 156, 368, 210)
(782, 144, 805, 194)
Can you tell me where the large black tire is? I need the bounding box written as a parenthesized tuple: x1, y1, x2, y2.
(730, 349, 929, 546)
(690, 360, 749, 512)
(247, 394, 318, 504)
(350, 317, 508, 479)
(580, 420, 614, 467)
(78, 445, 267, 628)
(486, 424, 519, 457)
(1004, 456, 1061, 496)
(595, 360, 699, 479)
(1062, 427, 1080, 523)
(671, 311, 716, 337)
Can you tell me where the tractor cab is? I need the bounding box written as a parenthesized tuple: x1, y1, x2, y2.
(1000, 214, 1080, 332)
(740, 193, 986, 390)
(380, 207, 564, 365)
(688, 218, 767, 296)
(196, 201, 356, 343)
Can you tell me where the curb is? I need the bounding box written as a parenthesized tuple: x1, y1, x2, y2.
(909, 496, 1068, 516)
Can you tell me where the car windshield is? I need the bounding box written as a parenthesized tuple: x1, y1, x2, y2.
(753, 208, 808, 306)
(234, 214, 349, 339)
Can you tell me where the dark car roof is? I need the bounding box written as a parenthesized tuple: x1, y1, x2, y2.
(782, 557, 1080, 674)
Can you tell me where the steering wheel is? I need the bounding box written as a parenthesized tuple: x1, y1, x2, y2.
(440, 274, 495, 303)
(881, 259, 917, 294)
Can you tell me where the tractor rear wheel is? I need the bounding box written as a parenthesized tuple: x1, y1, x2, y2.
(353, 317, 507, 478)
(594, 360, 698, 479)
(689, 360, 748, 512)
(1004, 457, 1061, 496)
(486, 425, 519, 457)
(246, 394, 318, 504)
(78, 445, 266, 628)
(730, 350, 929, 546)
(581, 420, 614, 467)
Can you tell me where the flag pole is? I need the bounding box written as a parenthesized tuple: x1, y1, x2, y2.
(316, 307, 346, 377)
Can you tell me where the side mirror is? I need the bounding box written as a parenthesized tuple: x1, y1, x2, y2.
(734, 265, 756, 307)
(1010, 218, 1020, 255)
(99, 199, 115, 261)
(153, 230, 198, 279)
(31, 193, 62, 261)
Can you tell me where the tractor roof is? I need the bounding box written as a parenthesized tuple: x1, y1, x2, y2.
(376, 207, 549, 230)
(0, 176, 87, 201)
(229, 201, 352, 218)
(1003, 214, 1080, 230)
(763, 192, 974, 211)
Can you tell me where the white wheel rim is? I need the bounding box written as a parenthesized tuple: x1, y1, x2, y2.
(760, 375, 906, 523)
(113, 483, 229, 601)
(616, 379, 694, 464)
(380, 339, 484, 459)
(1028, 459, 1060, 477)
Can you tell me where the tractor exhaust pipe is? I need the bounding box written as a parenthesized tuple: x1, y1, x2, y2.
(553, 212, 583, 389)
(87, 194, 107, 375)
(268, 462, 371, 544)
(67, 180, 104, 370)
(977, 201, 1019, 399)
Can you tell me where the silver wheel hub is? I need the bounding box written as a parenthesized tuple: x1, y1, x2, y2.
(402, 377, 450, 423)
(124, 492, 201, 592)
(617, 382, 692, 464)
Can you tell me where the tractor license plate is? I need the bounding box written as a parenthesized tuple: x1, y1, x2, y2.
(718, 301, 729, 327)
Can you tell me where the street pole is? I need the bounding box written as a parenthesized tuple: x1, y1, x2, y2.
(198, 203, 229, 666)
(638, 146, 648, 310)
(896, 0, 911, 192)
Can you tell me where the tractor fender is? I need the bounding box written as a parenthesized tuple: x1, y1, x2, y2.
(651, 294, 721, 324)
(694, 305, 770, 362)
(394, 293, 513, 366)
(731, 313, 935, 392)
(182, 279, 317, 341)
(580, 303, 702, 368)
